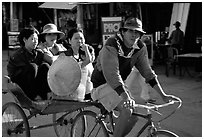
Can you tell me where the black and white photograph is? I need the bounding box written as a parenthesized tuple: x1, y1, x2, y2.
(2, 1, 202, 137)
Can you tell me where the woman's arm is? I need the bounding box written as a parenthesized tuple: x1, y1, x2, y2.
(80, 44, 92, 68)
(43, 53, 58, 65)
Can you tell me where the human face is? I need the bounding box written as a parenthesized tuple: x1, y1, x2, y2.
(24, 33, 38, 52)
(45, 33, 58, 47)
(123, 29, 141, 48)
(69, 32, 85, 52)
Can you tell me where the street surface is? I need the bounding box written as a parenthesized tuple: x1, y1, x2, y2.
(2, 50, 202, 137)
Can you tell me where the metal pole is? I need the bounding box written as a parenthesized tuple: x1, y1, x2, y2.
(76, 4, 84, 30)
(54, 9, 57, 26)
(10, 2, 13, 31)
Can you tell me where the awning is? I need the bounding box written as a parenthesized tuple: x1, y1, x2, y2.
(39, 2, 77, 10)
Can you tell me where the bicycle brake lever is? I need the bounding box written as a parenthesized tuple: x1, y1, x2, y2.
(150, 107, 162, 116)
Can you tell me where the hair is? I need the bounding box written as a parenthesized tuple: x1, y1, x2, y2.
(67, 28, 83, 40)
(119, 28, 128, 33)
(18, 26, 39, 46)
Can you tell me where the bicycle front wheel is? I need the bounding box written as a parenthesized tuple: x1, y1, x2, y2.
(2, 102, 30, 137)
(152, 130, 178, 137)
(53, 109, 84, 136)
(71, 110, 109, 137)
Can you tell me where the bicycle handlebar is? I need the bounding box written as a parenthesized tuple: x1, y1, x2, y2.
(132, 97, 182, 112)
(131, 97, 182, 122)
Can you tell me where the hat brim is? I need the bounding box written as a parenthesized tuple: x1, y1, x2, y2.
(120, 27, 146, 34)
(48, 56, 81, 96)
(41, 30, 65, 40)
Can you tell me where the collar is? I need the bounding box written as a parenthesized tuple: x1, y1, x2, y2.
(117, 33, 140, 49)
(116, 33, 139, 58)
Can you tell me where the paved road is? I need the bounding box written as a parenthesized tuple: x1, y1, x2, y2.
(2, 50, 202, 137)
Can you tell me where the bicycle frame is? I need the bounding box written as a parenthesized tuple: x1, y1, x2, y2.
(102, 110, 154, 136)
(132, 112, 155, 137)
(104, 99, 181, 137)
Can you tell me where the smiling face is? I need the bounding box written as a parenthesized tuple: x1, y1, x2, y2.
(24, 33, 38, 52)
(122, 29, 141, 48)
(45, 33, 58, 47)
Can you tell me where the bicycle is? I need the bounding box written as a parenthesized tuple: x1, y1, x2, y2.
(70, 97, 182, 137)
(2, 76, 95, 137)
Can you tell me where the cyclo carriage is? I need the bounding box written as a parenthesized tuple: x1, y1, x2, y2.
(2, 56, 182, 137)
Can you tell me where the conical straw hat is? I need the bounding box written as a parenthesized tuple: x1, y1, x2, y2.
(48, 56, 81, 96)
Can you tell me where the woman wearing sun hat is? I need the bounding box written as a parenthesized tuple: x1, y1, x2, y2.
(91, 17, 180, 136)
(38, 23, 67, 57)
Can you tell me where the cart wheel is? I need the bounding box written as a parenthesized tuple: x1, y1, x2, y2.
(2, 102, 30, 137)
(53, 109, 84, 136)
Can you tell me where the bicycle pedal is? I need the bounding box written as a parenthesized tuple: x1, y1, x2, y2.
(104, 122, 113, 134)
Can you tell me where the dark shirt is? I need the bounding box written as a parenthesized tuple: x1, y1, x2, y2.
(7, 46, 44, 78)
(169, 28, 184, 46)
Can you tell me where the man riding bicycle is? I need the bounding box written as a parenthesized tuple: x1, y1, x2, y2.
(91, 17, 178, 136)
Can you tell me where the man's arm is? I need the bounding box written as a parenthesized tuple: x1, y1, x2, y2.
(100, 45, 126, 95)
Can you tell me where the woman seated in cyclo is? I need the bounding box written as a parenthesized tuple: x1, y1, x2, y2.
(37, 23, 67, 59)
(7, 26, 56, 100)
(48, 28, 95, 101)
(90, 17, 180, 136)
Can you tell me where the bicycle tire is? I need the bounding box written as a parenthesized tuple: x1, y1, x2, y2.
(152, 130, 178, 137)
(2, 102, 30, 137)
(53, 109, 84, 136)
(71, 110, 109, 137)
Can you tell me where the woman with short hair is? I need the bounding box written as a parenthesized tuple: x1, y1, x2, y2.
(7, 26, 55, 100)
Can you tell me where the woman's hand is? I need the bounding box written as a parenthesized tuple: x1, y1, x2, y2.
(80, 44, 89, 52)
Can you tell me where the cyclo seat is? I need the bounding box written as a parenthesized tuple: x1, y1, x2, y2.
(4, 76, 50, 111)
(4, 76, 107, 115)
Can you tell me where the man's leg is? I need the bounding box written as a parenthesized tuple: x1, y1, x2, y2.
(11, 63, 38, 100)
(113, 100, 138, 137)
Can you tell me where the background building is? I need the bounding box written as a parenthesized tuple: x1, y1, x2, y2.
(2, 2, 202, 55)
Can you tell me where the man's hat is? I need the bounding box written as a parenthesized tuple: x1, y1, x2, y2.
(41, 23, 65, 40)
(120, 17, 146, 34)
(173, 21, 181, 27)
(47, 56, 81, 96)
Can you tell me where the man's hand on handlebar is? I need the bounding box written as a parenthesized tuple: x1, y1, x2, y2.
(162, 95, 180, 103)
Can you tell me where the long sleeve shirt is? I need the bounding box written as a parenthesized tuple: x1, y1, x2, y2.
(169, 28, 184, 46)
(38, 43, 67, 56)
(91, 33, 157, 95)
(7, 46, 44, 78)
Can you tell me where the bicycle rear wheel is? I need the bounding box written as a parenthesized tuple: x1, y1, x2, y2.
(71, 110, 109, 137)
(152, 130, 178, 137)
(53, 109, 84, 136)
(2, 102, 30, 137)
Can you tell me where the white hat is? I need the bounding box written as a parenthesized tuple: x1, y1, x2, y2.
(47, 56, 81, 96)
(41, 23, 65, 40)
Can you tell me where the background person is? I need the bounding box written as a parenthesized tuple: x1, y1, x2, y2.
(168, 21, 184, 54)
(7, 26, 55, 100)
(91, 17, 179, 136)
